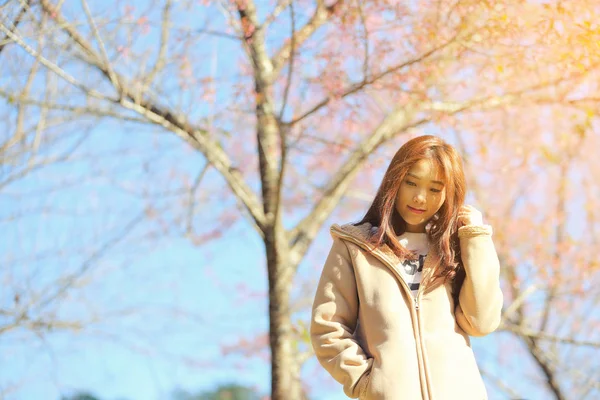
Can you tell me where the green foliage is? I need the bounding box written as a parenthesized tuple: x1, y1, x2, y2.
(172, 384, 261, 400)
(58, 385, 262, 400)
(60, 392, 102, 400)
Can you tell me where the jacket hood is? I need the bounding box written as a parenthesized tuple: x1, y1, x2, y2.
(330, 222, 375, 242)
(330, 222, 402, 264)
(330, 222, 441, 269)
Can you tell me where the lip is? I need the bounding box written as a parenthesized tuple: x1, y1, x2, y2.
(408, 205, 426, 214)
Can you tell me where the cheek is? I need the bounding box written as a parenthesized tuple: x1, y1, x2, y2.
(396, 188, 408, 203)
(438, 195, 446, 210)
(431, 193, 445, 209)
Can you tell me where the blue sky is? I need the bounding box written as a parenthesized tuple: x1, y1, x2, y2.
(2, 1, 599, 400)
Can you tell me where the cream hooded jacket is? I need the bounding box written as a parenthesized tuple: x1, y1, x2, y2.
(310, 222, 503, 400)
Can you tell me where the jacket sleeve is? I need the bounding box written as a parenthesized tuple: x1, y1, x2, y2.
(455, 224, 504, 337)
(310, 236, 372, 399)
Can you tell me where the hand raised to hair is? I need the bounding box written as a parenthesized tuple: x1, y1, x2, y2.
(457, 204, 484, 227)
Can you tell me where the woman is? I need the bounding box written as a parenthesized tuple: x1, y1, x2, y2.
(310, 135, 503, 400)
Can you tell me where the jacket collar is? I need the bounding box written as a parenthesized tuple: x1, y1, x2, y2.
(330, 222, 440, 271)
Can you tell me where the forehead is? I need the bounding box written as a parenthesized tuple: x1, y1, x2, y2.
(407, 159, 444, 182)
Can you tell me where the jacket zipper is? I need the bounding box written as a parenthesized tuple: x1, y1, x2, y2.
(414, 282, 432, 400)
(331, 228, 432, 400)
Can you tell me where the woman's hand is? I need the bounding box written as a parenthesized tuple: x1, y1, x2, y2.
(457, 204, 484, 227)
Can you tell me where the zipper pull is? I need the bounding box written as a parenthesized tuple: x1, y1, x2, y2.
(414, 297, 419, 310)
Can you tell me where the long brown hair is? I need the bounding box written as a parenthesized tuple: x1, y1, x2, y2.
(356, 135, 466, 283)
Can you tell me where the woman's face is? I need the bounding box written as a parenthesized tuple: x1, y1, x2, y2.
(395, 159, 446, 233)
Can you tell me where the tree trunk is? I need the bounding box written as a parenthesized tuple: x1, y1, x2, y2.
(266, 234, 303, 400)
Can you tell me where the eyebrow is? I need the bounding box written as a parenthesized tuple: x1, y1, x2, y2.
(407, 173, 445, 186)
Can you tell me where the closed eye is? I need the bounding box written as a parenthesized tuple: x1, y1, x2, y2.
(431, 188, 442, 193)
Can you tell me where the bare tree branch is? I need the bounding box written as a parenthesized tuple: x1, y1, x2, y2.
(501, 324, 600, 349)
(278, 2, 295, 121)
(0, 91, 149, 123)
(262, 0, 294, 30)
(0, 0, 30, 55)
(24, 0, 269, 233)
(80, 0, 121, 93)
(33, 210, 145, 313)
(186, 162, 210, 235)
(0, 131, 87, 190)
(274, 2, 296, 237)
(285, 33, 460, 126)
(355, 0, 370, 81)
(479, 367, 523, 399)
(2, 3, 42, 159)
(271, 0, 345, 80)
(0, 316, 84, 335)
(141, 0, 172, 94)
(0, 21, 112, 100)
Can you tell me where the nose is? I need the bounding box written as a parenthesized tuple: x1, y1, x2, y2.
(413, 191, 426, 205)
